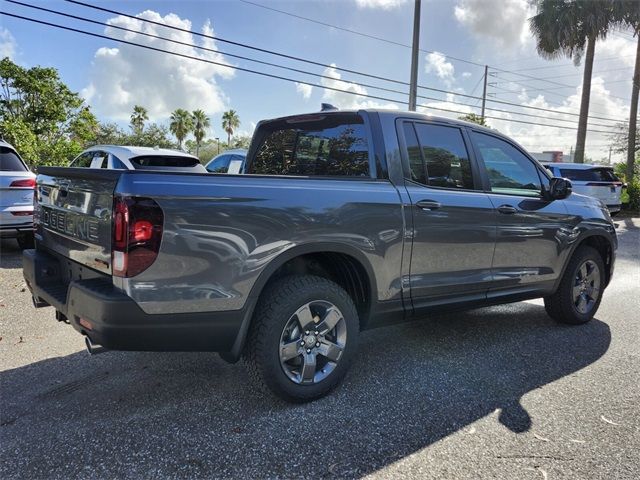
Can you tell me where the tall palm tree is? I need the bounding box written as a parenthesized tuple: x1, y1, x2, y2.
(169, 108, 193, 149)
(615, 1, 640, 181)
(130, 105, 148, 136)
(221, 110, 240, 147)
(191, 110, 210, 156)
(530, 0, 616, 163)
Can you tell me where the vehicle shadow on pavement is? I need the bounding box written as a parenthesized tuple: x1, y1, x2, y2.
(0, 303, 610, 478)
(0, 239, 22, 269)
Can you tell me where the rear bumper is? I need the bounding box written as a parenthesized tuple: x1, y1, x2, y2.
(0, 218, 33, 238)
(22, 248, 245, 352)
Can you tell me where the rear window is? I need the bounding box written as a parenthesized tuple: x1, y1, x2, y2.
(130, 156, 200, 168)
(249, 113, 370, 177)
(0, 147, 27, 171)
(560, 168, 619, 182)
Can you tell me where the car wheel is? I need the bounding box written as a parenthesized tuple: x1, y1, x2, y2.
(16, 232, 34, 250)
(244, 275, 359, 402)
(544, 246, 605, 325)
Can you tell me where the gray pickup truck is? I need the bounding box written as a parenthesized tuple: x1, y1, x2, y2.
(24, 109, 617, 402)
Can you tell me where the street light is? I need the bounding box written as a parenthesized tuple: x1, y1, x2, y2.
(215, 137, 220, 155)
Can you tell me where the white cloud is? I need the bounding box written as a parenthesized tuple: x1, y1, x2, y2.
(462, 71, 472, 78)
(0, 28, 17, 59)
(597, 35, 637, 68)
(296, 82, 313, 100)
(82, 11, 234, 121)
(454, 0, 533, 48)
(355, 0, 408, 9)
(425, 51, 455, 86)
(319, 64, 399, 110)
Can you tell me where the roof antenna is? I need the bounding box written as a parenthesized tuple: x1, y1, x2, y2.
(320, 103, 338, 112)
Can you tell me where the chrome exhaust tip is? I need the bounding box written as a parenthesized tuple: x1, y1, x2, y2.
(84, 336, 107, 355)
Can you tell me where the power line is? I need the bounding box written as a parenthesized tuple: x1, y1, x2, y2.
(0, 10, 620, 136)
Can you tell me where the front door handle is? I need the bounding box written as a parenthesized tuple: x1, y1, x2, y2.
(497, 205, 518, 215)
(416, 200, 442, 211)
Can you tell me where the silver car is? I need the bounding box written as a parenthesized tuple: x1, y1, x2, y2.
(0, 140, 36, 249)
(70, 145, 207, 172)
(543, 163, 623, 215)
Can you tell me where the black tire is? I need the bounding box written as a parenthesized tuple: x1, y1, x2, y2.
(16, 232, 34, 250)
(544, 246, 605, 325)
(243, 275, 359, 402)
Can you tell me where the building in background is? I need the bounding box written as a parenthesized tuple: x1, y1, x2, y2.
(530, 150, 575, 163)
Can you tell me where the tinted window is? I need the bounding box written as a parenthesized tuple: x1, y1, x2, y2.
(207, 155, 231, 173)
(250, 114, 369, 177)
(472, 132, 542, 197)
(111, 155, 128, 169)
(0, 147, 26, 171)
(71, 152, 93, 168)
(411, 123, 474, 189)
(130, 156, 200, 168)
(403, 123, 426, 184)
(560, 167, 618, 182)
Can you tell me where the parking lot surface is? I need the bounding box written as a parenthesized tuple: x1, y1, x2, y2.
(1, 217, 639, 479)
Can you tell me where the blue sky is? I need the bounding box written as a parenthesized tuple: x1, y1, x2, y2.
(1, 0, 637, 161)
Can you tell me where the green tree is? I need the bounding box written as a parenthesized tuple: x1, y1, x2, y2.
(169, 108, 193, 149)
(0, 57, 98, 166)
(191, 109, 210, 156)
(529, 0, 618, 164)
(90, 121, 175, 149)
(458, 113, 488, 127)
(222, 109, 240, 147)
(130, 105, 148, 136)
(232, 135, 252, 150)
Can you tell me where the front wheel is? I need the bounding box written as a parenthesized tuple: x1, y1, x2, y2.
(544, 246, 605, 325)
(243, 275, 359, 402)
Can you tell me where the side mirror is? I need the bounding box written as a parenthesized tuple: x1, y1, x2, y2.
(548, 177, 572, 200)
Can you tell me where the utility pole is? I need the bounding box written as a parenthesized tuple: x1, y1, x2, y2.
(481, 65, 488, 122)
(408, 0, 421, 111)
(608, 145, 612, 165)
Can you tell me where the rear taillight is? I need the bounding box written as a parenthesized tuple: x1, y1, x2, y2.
(10, 178, 36, 188)
(11, 210, 33, 216)
(112, 196, 163, 277)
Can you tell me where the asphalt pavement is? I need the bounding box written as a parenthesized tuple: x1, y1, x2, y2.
(1, 217, 639, 479)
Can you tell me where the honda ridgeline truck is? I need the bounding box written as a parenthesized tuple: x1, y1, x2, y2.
(23, 110, 617, 402)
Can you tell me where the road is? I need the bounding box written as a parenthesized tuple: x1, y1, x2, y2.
(1, 217, 639, 479)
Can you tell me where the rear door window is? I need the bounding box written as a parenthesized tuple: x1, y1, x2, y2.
(409, 122, 475, 189)
(207, 155, 231, 173)
(0, 147, 26, 171)
(249, 113, 370, 177)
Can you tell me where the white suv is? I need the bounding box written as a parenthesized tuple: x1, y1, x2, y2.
(0, 140, 36, 249)
(543, 163, 623, 215)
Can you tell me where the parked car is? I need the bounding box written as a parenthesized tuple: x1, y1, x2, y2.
(543, 163, 623, 215)
(70, 145, 207, 172)
(205, 149, 247, 173)
(0, 140, 35, 249)
(24, 110, 617, 402)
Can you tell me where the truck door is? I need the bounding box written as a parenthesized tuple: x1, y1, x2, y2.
(398, 120, 496, 308)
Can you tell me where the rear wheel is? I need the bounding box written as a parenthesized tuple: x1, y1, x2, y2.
(244, 275, 359, 402)
(544, 246, 605, 324)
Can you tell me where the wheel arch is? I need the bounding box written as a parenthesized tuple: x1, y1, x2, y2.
(224, 243, 378, 362)
(555, 231, 616, 292)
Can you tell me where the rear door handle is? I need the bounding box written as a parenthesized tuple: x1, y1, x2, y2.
(497, 205, 518, 215)
(416, 200, 442, 211)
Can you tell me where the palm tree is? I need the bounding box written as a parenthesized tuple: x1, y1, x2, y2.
(615, 1, 640, 181)
(529, 0, 616, 163)
(169, 109, 193, 149)
(222, 110, 240, 147)
(191, 110, 210, 156)
(130, 105, 148, 135)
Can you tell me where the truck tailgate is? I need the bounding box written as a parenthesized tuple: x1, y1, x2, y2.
(36, 167, 122, 274)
